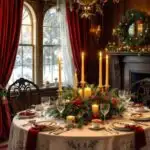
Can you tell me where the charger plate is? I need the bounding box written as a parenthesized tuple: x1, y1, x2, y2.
(112, 121, 135, 131)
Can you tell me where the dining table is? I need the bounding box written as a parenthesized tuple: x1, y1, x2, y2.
(8, 107, 150, 150)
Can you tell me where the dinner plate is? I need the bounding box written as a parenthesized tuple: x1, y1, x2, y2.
(112, 121, 135, 131)
(34, 120, 58, 131)
(17, 110, 37, 119)
(88, 125, 104, 131)
(135, 107, 150, 113)
(131, 113, 150, 121)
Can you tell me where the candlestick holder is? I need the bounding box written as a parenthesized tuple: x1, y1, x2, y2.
(80, 81, 85, 98)
(57, 89, 63, 98)
(98, 85, 104, 93)
(104, 85, 110, 92)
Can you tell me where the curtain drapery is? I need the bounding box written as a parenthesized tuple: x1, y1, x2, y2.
(58, 0, 74, 86)
(66, 2, 81, 76)
(0, 0, 24, 140)
(0, 0, 23, 87)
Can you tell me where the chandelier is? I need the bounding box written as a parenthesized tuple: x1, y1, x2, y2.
(57, 0, 120, 19)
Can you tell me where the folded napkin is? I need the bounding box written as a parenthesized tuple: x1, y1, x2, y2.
(26, 124, 46, 150)
(19, 111, 35, 116)
(125, 125, 146, 150)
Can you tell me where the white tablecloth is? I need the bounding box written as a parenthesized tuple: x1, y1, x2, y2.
(8, 117, 150, 150)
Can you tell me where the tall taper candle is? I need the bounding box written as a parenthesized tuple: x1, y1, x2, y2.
(105, 55, 109, 87)
(74, 71, 78, 90)
(81, 52, 85, 84)
(58, 55, 62, 91)
(99, 51, 103, 88)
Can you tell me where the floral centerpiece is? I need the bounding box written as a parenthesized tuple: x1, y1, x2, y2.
(48, 85, 125, 128)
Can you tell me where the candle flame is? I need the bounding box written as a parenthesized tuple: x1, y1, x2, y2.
(99, 51, 102, 57)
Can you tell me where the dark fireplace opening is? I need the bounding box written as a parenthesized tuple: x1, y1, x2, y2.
(131, 72, 150, 106)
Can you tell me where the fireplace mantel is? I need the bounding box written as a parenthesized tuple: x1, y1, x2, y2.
(109, 52, 150, 90)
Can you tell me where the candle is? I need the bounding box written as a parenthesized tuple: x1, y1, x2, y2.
(92, 104, 99, 114)
(84, 87, 92, 99)
(78, 87, 92, 99)
(74, 71, 78, 90)
(66, 115, 75, 125)
(58, 55, 62, 91)
(105, 55, 109, 87)
(99, 51, 103, 88)
(81, 52, 85, 85)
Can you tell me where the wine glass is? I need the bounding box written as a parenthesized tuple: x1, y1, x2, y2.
(41, 96, 50, 107)
(100, 103, 110, 124)
(124, 90, 131, 104)
(56, 97, 65, 117)
(118, 90, 126, 101)
(117, 100, 125, 116)
(41, 96, 50, 118)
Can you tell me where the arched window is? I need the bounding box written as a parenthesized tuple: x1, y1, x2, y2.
(9, 3, 35, 85)
(43, 7, 63, 83)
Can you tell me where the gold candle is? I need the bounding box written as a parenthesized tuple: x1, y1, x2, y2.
(92, 104, 99, 114)
(74, 71, 78, 90)
(105, 55, 109, 87)
(66, 115, 75, 125)
(99, 51, 103, 88)
(58, 55, 62, 91)
(84, 87, 92, 99)
(81, 52, 85, 84)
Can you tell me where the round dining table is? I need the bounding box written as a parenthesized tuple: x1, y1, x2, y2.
(8, 113, 150, 150)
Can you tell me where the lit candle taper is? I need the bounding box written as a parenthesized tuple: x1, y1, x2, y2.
(99, 51, 103, 88)
(105, 54, 109, 88)
(74, 70, 78, 90)
(58, 54, 62, 91)
(81, 52, 85, 85)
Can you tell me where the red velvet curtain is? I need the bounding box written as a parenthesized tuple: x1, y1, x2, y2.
(0, 0, 23, 140)
(0, 0, 23, 87)
(66, 3, 81, 75)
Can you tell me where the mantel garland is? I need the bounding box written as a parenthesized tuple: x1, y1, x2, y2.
(48, 86, 125, 128)
(114, 9, 150, 46)
(105, 42, 150, 54)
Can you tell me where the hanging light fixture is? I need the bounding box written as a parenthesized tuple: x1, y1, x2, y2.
(56, 0, 120, 19)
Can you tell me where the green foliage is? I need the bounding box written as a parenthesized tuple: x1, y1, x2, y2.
(48, 86, 125, 128)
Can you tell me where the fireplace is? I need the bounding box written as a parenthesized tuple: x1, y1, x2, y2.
(109, 53, 150, 105)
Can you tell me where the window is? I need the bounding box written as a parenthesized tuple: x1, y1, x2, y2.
(43, 8, 63, 83)
(8, 4, 34, 85)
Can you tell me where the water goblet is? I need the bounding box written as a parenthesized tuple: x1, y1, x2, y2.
(118, 90, 126, 101)
(100, 103, 110, 124)
(41, 96, 50, 117)
(56, 97, 65, 117)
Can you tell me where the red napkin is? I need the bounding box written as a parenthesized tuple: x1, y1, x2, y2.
(19, 111, 35, 116)
(125, 125, 146, 150)
(26, 125, 46, 150)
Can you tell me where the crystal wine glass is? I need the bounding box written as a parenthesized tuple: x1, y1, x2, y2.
(41, 96, 50, 117)
(118, 90, 126, 101)
(56, 97, 65, 117)
(100, 103, 110, 124)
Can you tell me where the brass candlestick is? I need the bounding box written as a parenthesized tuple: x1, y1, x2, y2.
(80, 81, 85, 98)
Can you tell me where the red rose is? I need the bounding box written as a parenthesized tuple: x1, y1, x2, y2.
(111, 98, 118, 107)
(72, 98, 83, 107)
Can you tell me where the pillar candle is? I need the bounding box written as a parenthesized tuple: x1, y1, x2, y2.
(105, 55, 109, 87)
(92, 104, 99, 114)
(78, 87, 92, 99)
(81, 52, 85, 84)
(84, 87, 92, 99)
(66, 115, 75, 125)
(58, 55, 62, 91)
(99, 51, 103, 88)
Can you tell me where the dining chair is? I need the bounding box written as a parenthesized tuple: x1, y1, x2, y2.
(7, 78, 41, 118)
(131, 78, 150, 107)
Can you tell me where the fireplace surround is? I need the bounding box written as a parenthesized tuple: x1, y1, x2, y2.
(109, 52, 150, 89)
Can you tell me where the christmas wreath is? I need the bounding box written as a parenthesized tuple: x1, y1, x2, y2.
(115, 9, 150, 46)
